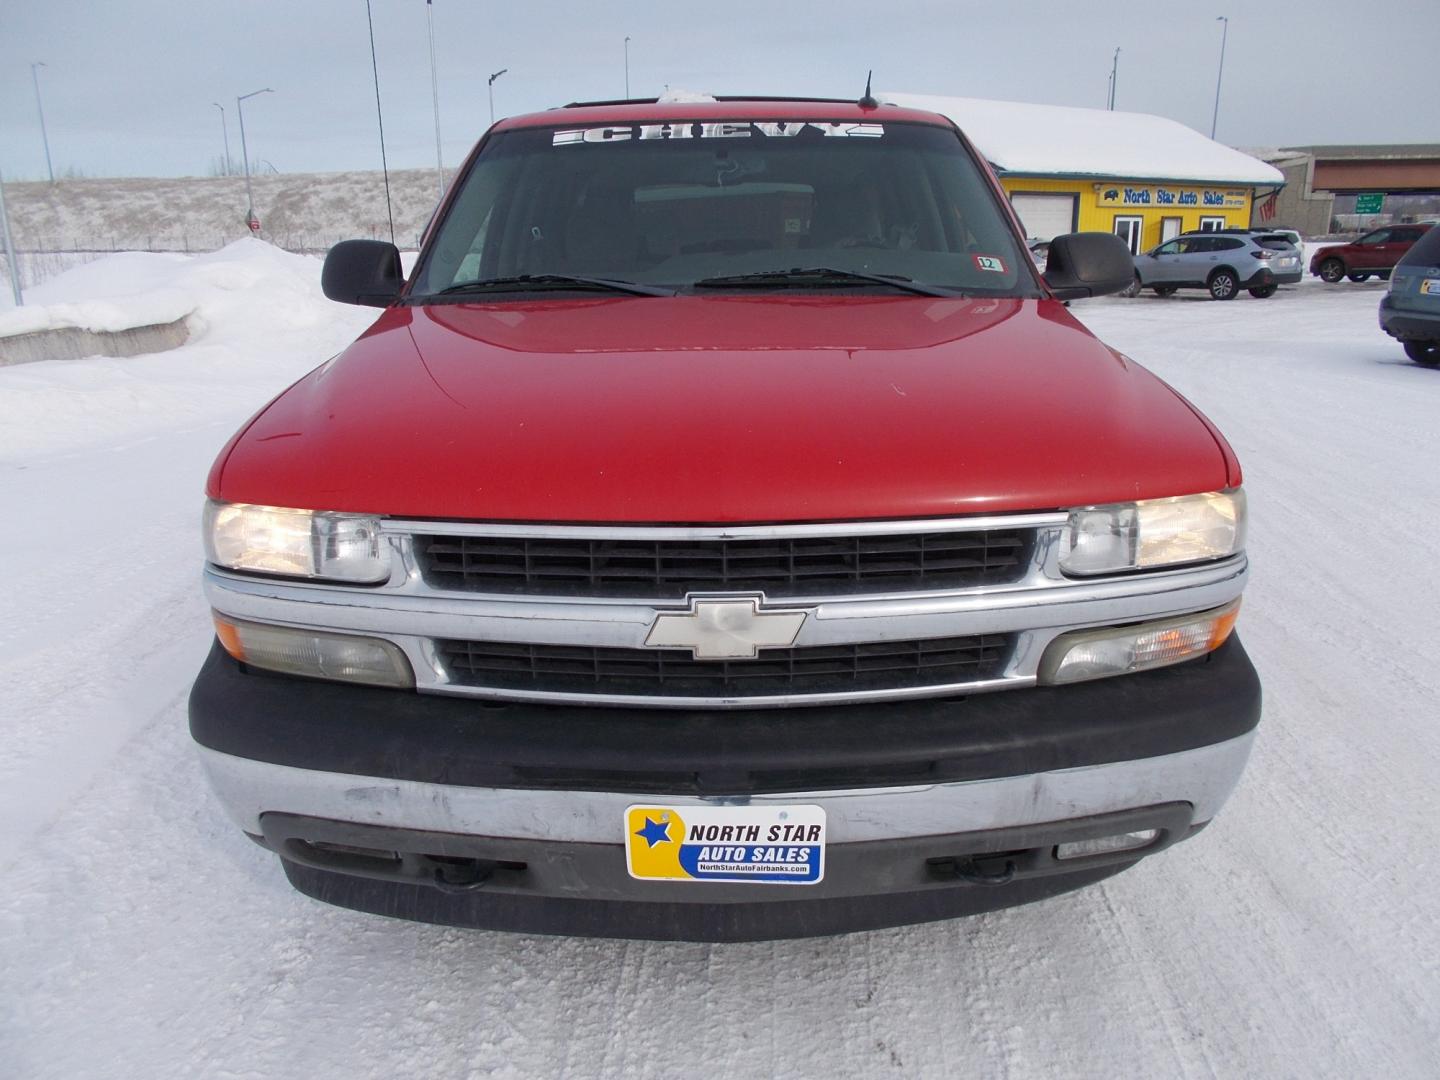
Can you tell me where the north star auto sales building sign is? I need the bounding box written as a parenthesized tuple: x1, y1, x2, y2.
(1097, 184, 1248, 210)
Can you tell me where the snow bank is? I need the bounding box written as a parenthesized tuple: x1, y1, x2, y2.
(0, 239, 372, 461)
(881, 92, 1285, 186)
(0, 288, 194, 339)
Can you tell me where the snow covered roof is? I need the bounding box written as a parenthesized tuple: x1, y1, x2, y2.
(880, 92, 1285, 187)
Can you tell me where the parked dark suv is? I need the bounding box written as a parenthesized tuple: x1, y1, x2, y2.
(1379, 224, 1440, 366)
(1311, 224, 1433, 284)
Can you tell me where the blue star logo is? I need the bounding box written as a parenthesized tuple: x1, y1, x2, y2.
(635, 815, 672, 848)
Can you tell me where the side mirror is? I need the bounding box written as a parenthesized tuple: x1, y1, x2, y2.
(322, 239, 404, 307)
(1043, 232, 1136, 300)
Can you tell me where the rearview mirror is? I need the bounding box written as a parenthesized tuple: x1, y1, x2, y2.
(322, 240, 404, 307)
(1043, 233, 1136, 301)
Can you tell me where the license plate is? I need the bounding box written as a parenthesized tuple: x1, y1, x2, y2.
(625, 804, 826, 884)
(1421, 279, 1440, 295)
(1280, 258, 1297, 267)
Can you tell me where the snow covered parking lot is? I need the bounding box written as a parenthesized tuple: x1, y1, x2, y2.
(2, 244, 1437, 1079)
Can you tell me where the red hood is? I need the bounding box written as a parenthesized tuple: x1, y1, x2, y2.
(210, 295, 1236, 522)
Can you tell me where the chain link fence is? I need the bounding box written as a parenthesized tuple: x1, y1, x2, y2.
(2, 231, 426, 294)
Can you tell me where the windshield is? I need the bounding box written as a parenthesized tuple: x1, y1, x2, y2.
(411, 119, 1038, 299)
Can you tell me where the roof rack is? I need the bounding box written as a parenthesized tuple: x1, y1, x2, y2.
(561, 95, 872, 109)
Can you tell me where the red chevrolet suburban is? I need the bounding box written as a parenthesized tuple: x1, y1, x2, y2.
(190, 97, 1260, 941)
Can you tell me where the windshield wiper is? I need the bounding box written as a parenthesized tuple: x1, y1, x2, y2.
(692, 267, 960, 298)
(425, 274, 674, 299)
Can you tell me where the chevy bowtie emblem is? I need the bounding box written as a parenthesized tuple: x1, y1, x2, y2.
(645, 597, 809, 660)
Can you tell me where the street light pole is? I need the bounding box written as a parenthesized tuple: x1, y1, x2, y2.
(1211, 16, 1229, 139)
(488, 68, 507, 125)
(624, 37, 631, 98)
(427, 0, 445, 198)
(212, 102, 232, 176)
(0, 170, 23, 306)
(1109, 47, 1120, 110)
(236, 87, 273, 226)
(31, 62, 54, 184)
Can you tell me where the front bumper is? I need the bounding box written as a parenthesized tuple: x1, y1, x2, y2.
(190, 637, 1261, 939)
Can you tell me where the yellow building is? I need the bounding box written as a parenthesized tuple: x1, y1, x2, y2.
(882, 93, 1284, 254)
(1002, 177, 1252, 252)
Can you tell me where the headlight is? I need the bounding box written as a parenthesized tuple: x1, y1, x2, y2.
(1038, 600, 1240, 685)
(204, 500, 391, 583)
(1060, 490, 1245, 576)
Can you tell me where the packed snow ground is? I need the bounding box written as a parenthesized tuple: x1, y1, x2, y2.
(2, 244, 1438, 1079)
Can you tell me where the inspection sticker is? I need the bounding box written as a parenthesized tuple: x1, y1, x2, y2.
(973, 254, 1007, 273)
(625, 805, 825, 884)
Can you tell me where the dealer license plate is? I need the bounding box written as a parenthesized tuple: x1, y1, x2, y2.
(625, 804, 826, 884)
(1420, 278, 1440, 295)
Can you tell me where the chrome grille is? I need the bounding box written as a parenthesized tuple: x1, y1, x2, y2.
(437, 635, 1012, 698)
(414, 529, 1031, 598)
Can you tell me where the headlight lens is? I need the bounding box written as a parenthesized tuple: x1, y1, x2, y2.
(1038, 600, 1240, 685)
(204, 500, 390, 583)
(1060, 489, 1245, 576)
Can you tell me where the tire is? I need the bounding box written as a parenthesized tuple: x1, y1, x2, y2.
(1248, 284, 1277, 298)
(1347, 272, 1371, 283)
(1208, 269, 1239, 300)
(1119, 273, 1142, 298)
(1404, 340, 1440, 367)
(1152, 286, 1177, 297)
(1379, 271, 1392, 281)
(1318, 258, 1345, 283)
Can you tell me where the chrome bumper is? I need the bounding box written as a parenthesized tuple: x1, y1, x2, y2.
(198, 729, 1255, 845)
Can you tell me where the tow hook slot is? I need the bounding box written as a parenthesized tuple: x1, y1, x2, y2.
(427, 857, 496, 894)
(927, 853, 1021, 886)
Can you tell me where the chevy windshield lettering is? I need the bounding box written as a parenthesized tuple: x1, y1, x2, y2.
(552, 121, 885, 145)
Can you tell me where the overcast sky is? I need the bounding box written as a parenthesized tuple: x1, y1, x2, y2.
(3, 0, 1437, 181)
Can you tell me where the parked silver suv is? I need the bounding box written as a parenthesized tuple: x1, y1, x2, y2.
(1127, 232, 1303, 300)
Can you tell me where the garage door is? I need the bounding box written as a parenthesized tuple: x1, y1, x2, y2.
(1010, 193, 1077, 241)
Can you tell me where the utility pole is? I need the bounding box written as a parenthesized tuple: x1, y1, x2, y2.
(212, 102, 232, 176)
(488, 68, 507, 125)
(1211, 16, 1229, 139)
(427, 0, 445, 198)
(1108, 48, 1120, 110)
(31, 62, 54, 184)
(236, 87, 273, 229)
(625, 37, 631, 98)
(0, 170, 23, 306)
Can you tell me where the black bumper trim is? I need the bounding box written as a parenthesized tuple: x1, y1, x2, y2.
(268, 805, 1197, 941)
(1240, 269, 1302, 288)
(189, 636, 1261, 797)
(1379, 304, 1440, 341)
